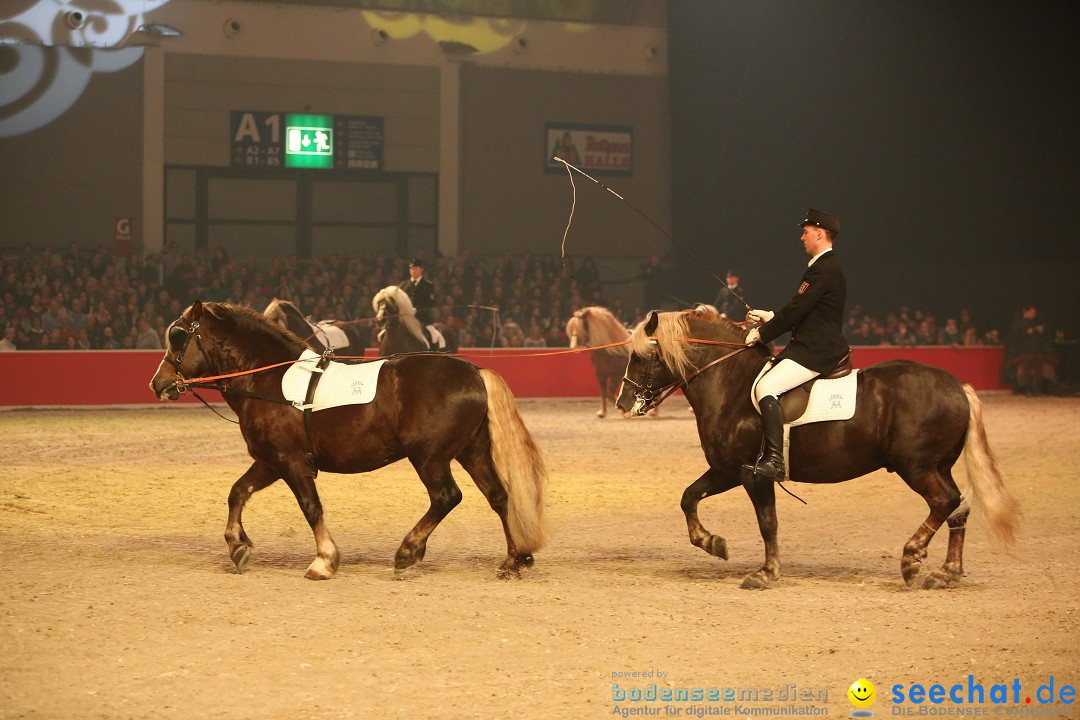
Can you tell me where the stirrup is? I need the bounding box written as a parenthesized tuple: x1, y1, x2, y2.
(741, 459, 785, 481)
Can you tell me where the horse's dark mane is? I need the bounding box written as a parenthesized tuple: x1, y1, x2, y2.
(207, 302, 307, 353)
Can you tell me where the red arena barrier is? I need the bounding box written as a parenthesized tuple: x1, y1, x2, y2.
(0, 346, 1004, 407)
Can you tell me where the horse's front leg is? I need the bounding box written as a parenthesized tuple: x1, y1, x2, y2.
(681, 468, 740, 560)
(281, 463, 339, 580)
(225, 461, 280, 574)
(596, 374, 608, 418)
(740, 472, 781, 589)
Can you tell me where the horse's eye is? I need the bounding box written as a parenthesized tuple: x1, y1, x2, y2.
(168, 325, 188, 348)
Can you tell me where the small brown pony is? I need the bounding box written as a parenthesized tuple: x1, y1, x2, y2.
(150, 301, 546, 579)
(616, 307, 1020, 590)
(565, 306, 632, 418)
(372, 285, 459, 356)
(263, 298, 370, 354)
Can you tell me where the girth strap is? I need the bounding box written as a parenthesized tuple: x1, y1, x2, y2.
(302, 350, 334, 470)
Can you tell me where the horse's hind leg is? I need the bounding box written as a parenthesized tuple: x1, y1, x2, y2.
(681, 468, 740, 561)
(899, 467, 963, 588)
(395, 458, 462, 573)
(457, 448, 529, 578)
(225, 461, 280, 574)
(923, 465, 969, 590)
(741, 473, 781, 589)
(281, 464, 339, 580)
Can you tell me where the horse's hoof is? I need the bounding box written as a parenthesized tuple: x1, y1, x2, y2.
(922, 571, 953, 590)
(515, 552, 535, 567)
(304, 554, 337, 580)
(702, 534, 729, 561)
(739, 573, 771, 590)
(393, 544, 425, 571)
(901, 561, 922, 587)
(596, 410, 606, 418)
(230, 545, 252, 574)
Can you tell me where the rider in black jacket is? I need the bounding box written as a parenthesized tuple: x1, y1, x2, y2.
(741, 209, 849, 480)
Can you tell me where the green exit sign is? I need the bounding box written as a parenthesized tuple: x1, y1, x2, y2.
(284, 113, 333, 169)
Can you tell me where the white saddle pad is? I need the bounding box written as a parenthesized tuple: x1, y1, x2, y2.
(307, 320, 350, 350)
(750, 364, 859, 426)
(424, 325, 446, 349)
(281, 349, 386, 411)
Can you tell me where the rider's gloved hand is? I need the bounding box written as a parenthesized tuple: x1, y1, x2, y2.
(744, 328, 761, 346)
(746, 309, 774, 323)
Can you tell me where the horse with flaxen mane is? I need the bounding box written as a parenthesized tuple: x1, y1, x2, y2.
(150, 301, 546, 579)
(263, 298, 370, 354)
(616, 307, 1020, 590)
(566, 306, 632, 418)
(372, 285, 459, 356)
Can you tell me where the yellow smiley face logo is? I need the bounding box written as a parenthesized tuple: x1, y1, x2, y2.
(848, 679, 876, 708)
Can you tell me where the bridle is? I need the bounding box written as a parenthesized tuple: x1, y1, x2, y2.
(620, 338, 751, 414)
(162, 318, 206, 394)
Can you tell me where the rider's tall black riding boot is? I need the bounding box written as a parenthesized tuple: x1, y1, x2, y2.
(742, 395, 786, 480)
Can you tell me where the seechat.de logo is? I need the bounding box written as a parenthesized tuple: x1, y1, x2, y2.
(848, 678, 876, 717)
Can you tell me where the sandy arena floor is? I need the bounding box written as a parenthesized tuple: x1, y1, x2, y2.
(1, 393, 1077, 719)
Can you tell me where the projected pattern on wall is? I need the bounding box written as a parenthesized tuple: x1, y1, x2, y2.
(0, 0, 171, 138)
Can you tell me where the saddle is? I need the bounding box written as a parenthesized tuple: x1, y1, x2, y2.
(753, 352, 855, 424)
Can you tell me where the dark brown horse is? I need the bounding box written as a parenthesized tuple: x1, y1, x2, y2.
(263, 298, 370, 354)
(615, 308, 1019, 590)
(150, 301, 546, 579)
(565, 306, 631, 418)
(372, 285, 459, 356)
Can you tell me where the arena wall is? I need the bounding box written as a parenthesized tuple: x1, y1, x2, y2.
(0, 346, 1005, 407)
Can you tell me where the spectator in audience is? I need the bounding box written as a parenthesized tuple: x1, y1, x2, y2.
(713, 269, 747, 320)
(523, 322, 547, 348)
(849, 320, 876, 345)
(939, 318, 963, 345)
(915, 320, 937, 346)
(0, 326, 16, 351)
(890, 320, 918, 347)
(135, 316, 162, 349)
(1006, 304, 1057, 395)
(500, 318, 525, 348)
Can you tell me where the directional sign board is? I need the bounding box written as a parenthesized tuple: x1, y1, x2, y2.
(230, 111, 282, 168)
(230, 111, 383, 171)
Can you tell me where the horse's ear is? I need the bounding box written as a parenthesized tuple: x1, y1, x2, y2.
(644, 310, 659, 336)
(187, 301, 204, 321)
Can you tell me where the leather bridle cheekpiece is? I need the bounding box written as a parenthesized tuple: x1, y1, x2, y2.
(163, 319, 202, 393)
(620, 340, 677, 414)
(621, 337, 750, 414)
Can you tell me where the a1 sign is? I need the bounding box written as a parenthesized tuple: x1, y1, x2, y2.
(231, 111, 282, 168)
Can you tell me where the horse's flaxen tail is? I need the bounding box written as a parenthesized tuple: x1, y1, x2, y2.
(479, 369, 549, 553)
(960, 384, 1020, 547)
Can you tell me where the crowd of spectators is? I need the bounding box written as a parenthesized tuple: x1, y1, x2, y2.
(0, 243, 621, 352)
(841, 304, 1001, 348)
(5, 243, 1073, 396)
(0, 242, 1019, 355)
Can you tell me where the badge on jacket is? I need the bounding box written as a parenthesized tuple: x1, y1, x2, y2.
(798, 281, 809, 295)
